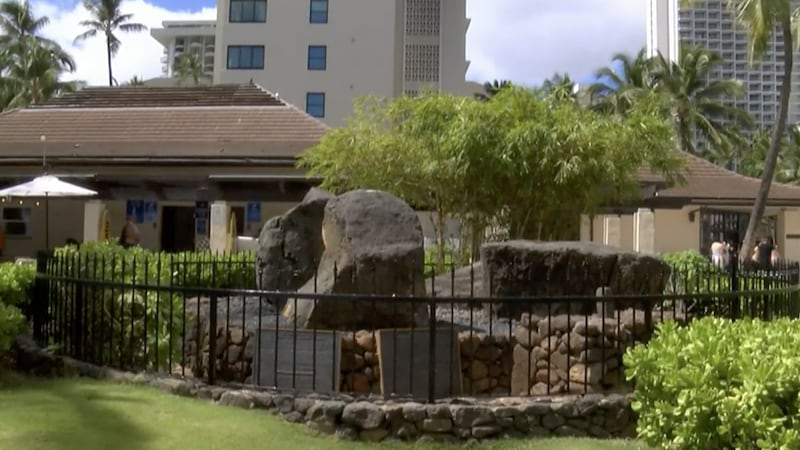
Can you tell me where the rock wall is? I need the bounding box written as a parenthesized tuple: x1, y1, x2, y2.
(15, 335, 639, 443)
(185, 328, 513, 397)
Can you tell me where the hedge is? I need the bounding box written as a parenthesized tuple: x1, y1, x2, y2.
(0, 262, 35, 355)
(625, 317, 800, 449)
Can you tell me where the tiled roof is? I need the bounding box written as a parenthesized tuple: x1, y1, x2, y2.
(643, 151, 800, 204)
(0, 83, 328, 161)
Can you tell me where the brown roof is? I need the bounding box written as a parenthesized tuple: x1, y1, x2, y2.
(0, 83, 328, 162)
(642, 151, 800, 206)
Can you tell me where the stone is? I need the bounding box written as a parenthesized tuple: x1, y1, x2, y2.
(402, 403, 426, 423)
(422, 418, 453, 433)
(541, 413, 566, 430)
(472, 425, 502, 438)
(431, 262, 483, 298)
(355, 330, 376, 352)
(218, 391, 253, 409)
(283, 411, 305, 423)
(283, 189, 429, 330)
(481, 241, 671, 319)
(335, 426, 359, 440)
(395, 422, 418, 440)
(342, 402, 385, 430)
(469, 360, 489, 380)
(555, 424, 587, 437)
(255, 187, 333, 298)
(450, 405, 495, 428)
(568, 362, 605, 385)
(514, 326, 541, 349)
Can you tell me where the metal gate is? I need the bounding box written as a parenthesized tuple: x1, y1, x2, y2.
(699, 208, 777, 256)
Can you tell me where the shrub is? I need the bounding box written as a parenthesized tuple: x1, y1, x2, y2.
(0, 261, 35, 307)
(625, 317, 800, 449)
(0, 303, 24, 355)
(46, 241, 256, 370)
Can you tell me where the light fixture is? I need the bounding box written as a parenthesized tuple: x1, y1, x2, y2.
(18, 200, 23, 205)
(35, 201, 40, 206)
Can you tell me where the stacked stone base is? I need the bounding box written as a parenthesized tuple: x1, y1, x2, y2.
(186, 327, 515, 397)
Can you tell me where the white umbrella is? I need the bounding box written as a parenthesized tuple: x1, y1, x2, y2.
(0, 175, 97, 250)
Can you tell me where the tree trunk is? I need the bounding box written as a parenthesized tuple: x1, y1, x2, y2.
(740, 14, 793, 263)
(106, 36, 113, 87)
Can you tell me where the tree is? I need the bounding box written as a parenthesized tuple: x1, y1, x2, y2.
(173, 53, 205, 86)
(683, 0, 798, 261)
(1, 39, 76, 108)
(649, 45, 752, 156)
(125, 75, 144, 86)
(0, 0, 75, 110)
(589, 48, 654, 116)
(299, 89, 684, 267)
(74, 0, 146, 87)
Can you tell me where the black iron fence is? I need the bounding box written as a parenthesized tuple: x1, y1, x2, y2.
(29, 251, 800, 402)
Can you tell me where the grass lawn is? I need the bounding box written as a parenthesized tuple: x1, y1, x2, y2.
(0, 377, 649, 450)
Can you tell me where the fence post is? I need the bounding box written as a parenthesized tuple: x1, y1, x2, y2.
(427, 297, 437, 404)
(32, 251, 50, 345)
(208, 295, 218, 385)
(729, 246, 740, 320)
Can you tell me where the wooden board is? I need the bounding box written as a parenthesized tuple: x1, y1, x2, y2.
(376, 328, 462, 400)
(252, 329, 340, 394)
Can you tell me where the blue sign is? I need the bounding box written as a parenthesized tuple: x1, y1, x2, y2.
(126, 200, 144, 223)
(196, 218, 207, 235)
(246, 202, 261, 223)
(143, 201, 158, 223)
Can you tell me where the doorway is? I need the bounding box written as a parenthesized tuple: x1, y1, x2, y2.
(161, 206, 195, 252)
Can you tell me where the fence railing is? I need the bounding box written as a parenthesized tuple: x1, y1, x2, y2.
(30, 251, 800, 402)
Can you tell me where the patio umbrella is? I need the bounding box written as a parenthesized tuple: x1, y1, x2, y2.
(0, 175, 97, 250)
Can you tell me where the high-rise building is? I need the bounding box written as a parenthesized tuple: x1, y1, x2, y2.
(646, 0, 800, 129)
(150, 20, 217, 78)
(151, 0, 470, 126)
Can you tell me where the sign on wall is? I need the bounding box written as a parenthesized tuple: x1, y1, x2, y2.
(126, 200, 144, 223)
(143, 201, 158, 223)
(246, 202, 261, 223)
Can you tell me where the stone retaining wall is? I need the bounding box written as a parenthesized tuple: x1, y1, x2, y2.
(12, 334, 638, 443)
(186, 327, 514, 397)
(70, 360, 638, 442)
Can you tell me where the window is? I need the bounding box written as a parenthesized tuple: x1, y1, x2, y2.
(306, 92, 325, 118)
(2, 207, 31, 237)
(310, 0, 328, 23)
(227, 45, 264, 69)
(229, 0, 267, 22)
(307, 45, 327, 70)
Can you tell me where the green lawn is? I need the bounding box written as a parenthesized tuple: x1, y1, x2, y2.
(0, 377, 648, 450)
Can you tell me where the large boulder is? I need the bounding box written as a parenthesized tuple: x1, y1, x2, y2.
(255, 188, 333, 301)
(282, 189, 428, 330)
(481, 241, 671, 319)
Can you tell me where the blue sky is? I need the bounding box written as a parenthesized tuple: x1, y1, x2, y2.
(33, 0, 647, 87)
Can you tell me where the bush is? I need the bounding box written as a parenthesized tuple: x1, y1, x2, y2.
(0, 262, 35, 356)
(47, 241, 256, 370)
(625, 317, 800, 449)
(0, 261, 35, 307)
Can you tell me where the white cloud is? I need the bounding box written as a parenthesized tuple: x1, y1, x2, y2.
(32, 0, 214, 86)
(465, 0, 646, 86)
(29, 0, 646, 88)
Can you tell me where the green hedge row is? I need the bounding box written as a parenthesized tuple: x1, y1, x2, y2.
(0, 262, 35, 354)
(625, 317, 800, 449)
(54, 240, 256, 289)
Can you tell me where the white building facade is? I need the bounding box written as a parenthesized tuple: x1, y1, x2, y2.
(646, 0, 800, 129)
(150, 20, 217, 78)
(151, 0, 470, 127)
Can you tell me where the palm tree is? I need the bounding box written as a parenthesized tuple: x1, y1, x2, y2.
(1, 39, 76, 109)
(173, 53, 205, 86)
(649, 46, 752, 156)
(474, 79, 512, 101)
(0, 0, 75, 110)
(541, 72, 578, 102)
(74, 0, 147, 87)
(589, 48, 654, 116)
(0, 0, 57, 50)
(125, 75, 144, 86)
(683, 0, 799, 261)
